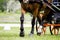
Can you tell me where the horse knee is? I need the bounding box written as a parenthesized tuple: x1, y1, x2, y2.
(20, 14, 24, 21)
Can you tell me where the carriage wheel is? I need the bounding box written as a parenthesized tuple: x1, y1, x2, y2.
(49, 26, 59, 35)
(49, 26, 55, 35)
(49, 25, 56, 35)
(49, 26, 53, 35)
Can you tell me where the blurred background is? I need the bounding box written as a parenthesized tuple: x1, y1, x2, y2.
(0, 0, 20, 23)
(0, 0, 32, 24)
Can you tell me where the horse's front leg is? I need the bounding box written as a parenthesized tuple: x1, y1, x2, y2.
(20, 13, 24, 37)
(20, 8, 25, 37)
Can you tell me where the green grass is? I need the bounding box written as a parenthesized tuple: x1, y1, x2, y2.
(0, 12, 60, 40)
(0, 27, 60, 40)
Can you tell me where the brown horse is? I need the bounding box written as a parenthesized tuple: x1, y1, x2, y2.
(36, 0, 54, 34)
(19, 0, 43, 37)
(19, 0, 55, 37)
(19, 0, 59, 37)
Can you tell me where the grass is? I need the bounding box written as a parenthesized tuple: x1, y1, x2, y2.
(0, 27, 60, 40)
(0, 12, 60, 40)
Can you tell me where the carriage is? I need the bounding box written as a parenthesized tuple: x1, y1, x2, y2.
(49, 0, 60, 35)
(43, 0, 60, 35)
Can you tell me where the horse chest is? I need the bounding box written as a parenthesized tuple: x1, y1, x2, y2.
(22, 3, 39, 13)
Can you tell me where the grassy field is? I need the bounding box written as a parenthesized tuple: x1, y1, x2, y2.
(0, 12, 60, 40)
(0, 27, 60, 40)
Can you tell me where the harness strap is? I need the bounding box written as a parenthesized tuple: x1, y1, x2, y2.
(42, 0, 60, 12)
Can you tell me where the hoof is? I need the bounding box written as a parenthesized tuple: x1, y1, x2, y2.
(20, 32, 24, 37)
(37, 32, 41, 36)
(20, 33, 24, 37)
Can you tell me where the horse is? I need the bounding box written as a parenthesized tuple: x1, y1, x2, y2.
(35, 0, 55, 35)
(19, 0, 56, 37)
(19, 0, 43, 37)
(19, 0, 59, 37)
(36, 6, 54, 35)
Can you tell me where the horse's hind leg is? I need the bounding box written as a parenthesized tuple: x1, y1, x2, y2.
(30, 17, 35, 35)
(36, 19, 38, 32)
(37, 15, 43, 35)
